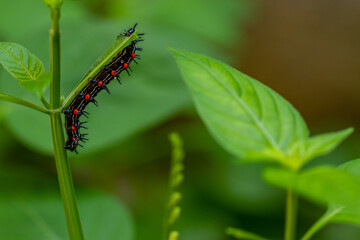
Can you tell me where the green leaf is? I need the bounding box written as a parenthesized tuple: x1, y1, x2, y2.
(294, 128, 353, 164)
(263, 166, 360, 208)
(169, 48, 309, 167)
(297, 160, 360, 240)
(19, 72, 51, 98)
(264, 160, 360, 227)
(0, 42, 48, 97)
(329, 159, 360, 225)
(226, 227, 268, 240)
(169, 231, 179, 240)
(62, 30, 139, 108)
(0, 192, 134, 240)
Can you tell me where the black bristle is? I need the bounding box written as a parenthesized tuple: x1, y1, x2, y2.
(103, 86, 111, 94)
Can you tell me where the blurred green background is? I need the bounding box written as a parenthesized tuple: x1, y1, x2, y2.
(0, 0, 360, 239)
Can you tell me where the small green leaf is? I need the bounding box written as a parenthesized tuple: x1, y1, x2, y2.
(168, 206, 181, 226)
(226, 227, 268, 240)
(299, 159, 360, 240)
(169, 231, 179, 240)
(169, 132, 185, 163)
(0, 42, 49, 97)
(264, 160, 360, 227)
(299, 128, 353, 164)
(168, 192, 182, 209)
(19, 72, 51, 98)
(171, 173, 184, 189)
(329, 159, 360, 225)
(169, 48, 309, 167)
(263, 166, 360, 208)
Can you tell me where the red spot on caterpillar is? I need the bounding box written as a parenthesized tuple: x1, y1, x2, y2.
(74, 109, 79, 115)
(85, 94, 90, 100)
(123, 63, 128, 68)
(131, 53, 136, 58)
(111, 70, 116, 75)
(72, 137, 76, 141)
(71, 125, 76, 131)
(98, 81, 103, 87)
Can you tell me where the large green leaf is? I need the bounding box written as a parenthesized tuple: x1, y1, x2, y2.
(0, 192, 134, 240)
(169, 48, 309, 166)
(0, 42, 49, 97)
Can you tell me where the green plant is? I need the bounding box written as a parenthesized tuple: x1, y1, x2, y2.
(163, 132, 185, 240)
(169, 47, 359, 240)
(0, 0, 138, 239)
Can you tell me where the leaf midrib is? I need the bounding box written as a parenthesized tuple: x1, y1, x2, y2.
(176, 50, 282, 153)
(0, 44, 38, 80)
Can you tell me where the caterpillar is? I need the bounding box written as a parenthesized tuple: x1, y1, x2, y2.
(63, 24, 143, 153)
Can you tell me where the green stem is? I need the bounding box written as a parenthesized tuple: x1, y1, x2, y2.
(301, 207, 343, 240)
(40, 96, 51, 109)
(49, 6, 84, 240)
(0, 93, 49, 114)
(285, 190, 298, 240)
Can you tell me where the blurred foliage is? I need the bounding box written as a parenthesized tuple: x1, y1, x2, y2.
(0, 166, 133, 240)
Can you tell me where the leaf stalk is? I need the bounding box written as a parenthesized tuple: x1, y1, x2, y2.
(0, 93, 49, 114)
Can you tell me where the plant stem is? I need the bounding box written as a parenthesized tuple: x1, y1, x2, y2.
(50, 8, 61, 110)
(301, 207, 343, 240)
(40, 96, 51, 109)
(285, 190, 298, 240)
(50, 112, 84, 240)
(49, 6, 84, 240)
(0, 93, 49, 114)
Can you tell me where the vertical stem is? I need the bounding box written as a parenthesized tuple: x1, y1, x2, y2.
(49, 6, 84, 240)
(285, 190, 298, 240)
(50, 8, 61, 109)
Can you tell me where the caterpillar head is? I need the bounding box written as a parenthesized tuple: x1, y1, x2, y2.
(124, 23, 137, 37)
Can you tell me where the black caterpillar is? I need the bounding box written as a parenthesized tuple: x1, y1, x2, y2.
(63, 24, 143, 153)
